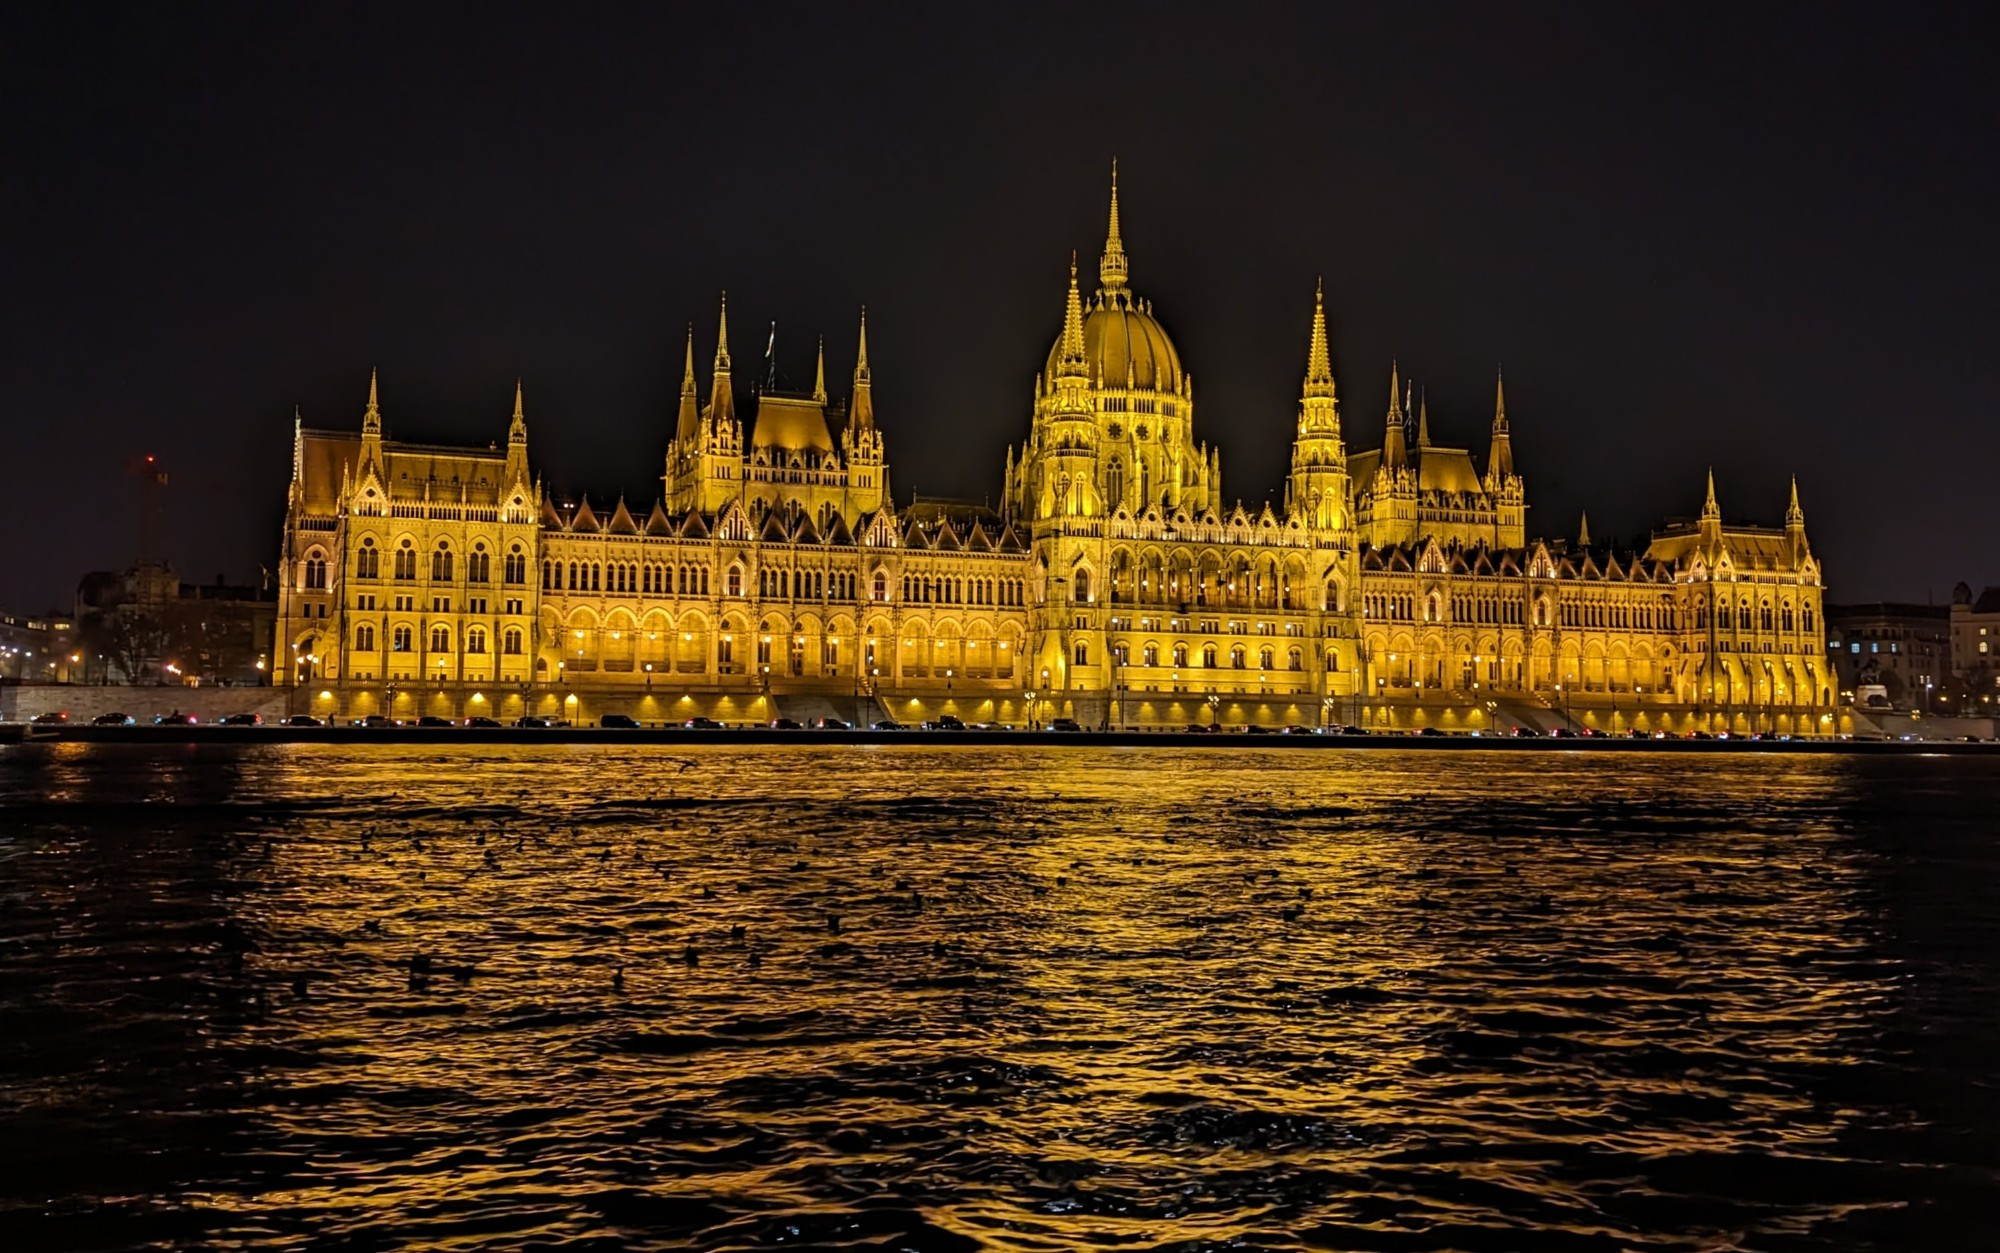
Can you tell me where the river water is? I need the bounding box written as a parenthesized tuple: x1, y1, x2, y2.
(1, 743, 1996, 1251)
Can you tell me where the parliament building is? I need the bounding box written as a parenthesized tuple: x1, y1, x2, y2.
(277, 173, 1839, 734)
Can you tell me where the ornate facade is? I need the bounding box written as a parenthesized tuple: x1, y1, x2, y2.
(277, 171, 1840, 734)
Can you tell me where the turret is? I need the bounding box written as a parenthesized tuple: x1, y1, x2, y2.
(1784, 475, 1809, 565)
(674, 325, 701, 444)
(1383, 362, 1408, 471)
(1700, 467, 1723, 546)
(1099, 160, 1128, 295)
(1485, 367, 1516, 482)
(1286, 279, 1350, 531)
(505, 379, 529, 489)
(707, 292, 736, 430)
(1034, 255, 1101, 521)
(848, 306, 874, 434)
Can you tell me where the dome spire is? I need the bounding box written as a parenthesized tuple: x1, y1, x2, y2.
(1099, 159, 1129, 293)
(1303, 277, 1335, 399)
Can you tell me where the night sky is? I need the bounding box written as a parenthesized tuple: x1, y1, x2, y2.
(6, 4, 1996, 610)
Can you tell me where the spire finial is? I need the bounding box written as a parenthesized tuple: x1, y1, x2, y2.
(1303, 278, 1335, 399)
(1099, 159, 1129, 293)
(1578, 511, 1591, 547)
(812, 335, 827, 404)
(849, 307, 875, 434)
(512, 378, 524, 420)
(1493, 365, 1508, 431)
(707, 293, 736, 425)
(1702, 467, 1720, 520)
(681, 324, 697, 396)
(1786, 474, 1804, 526)
(855, 306, 870, 383)
(1417, 387, 1431, 447)
(363, 367, 381, 435)
(1388, 359, 1402, 419)
(509, 379, 527, 445)
(714, 291, 731, 374)
(1059, 252, 1088, 372)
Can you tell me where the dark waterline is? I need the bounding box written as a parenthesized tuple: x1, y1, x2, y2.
(2, 744, 1997, 1251)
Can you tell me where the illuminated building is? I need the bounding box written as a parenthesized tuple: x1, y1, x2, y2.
(277, 170, 1836, 734)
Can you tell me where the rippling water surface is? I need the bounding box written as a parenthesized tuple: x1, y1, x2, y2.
(2, 743, 1998, 1251)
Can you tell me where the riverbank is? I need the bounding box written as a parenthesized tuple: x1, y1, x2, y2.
(14, 723, 1998, 753)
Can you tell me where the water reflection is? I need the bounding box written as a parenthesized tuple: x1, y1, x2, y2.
(2, 744, 1996, 1251)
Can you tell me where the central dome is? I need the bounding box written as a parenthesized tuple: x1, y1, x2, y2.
(1046, 291, 1184, 393)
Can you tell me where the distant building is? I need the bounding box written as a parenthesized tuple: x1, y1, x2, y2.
(1824, 603, 1952, 711)
(75, 562, 276, 686)
(1950, 583, 2000, 716)
(0, 613, 79, 682)
(276, 169, 1834, 733)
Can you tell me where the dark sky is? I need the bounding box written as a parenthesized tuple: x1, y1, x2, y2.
(6, 3, 1996, 610)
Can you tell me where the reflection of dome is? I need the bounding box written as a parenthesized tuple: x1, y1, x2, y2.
(1046, 292, 1184, 393)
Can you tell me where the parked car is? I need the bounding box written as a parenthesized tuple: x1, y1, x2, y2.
(351, 714, 395, 728)
(30, 711, 68, 726)
(768, 717, 803, 729)
(220, 713, 263, 726)
(1549, 727, 1578, 739)
(684, 716, 723, 729)
(1183, 722, 1215, 734)
(1509, 726, 1539, 737)
(923, 714, 966, 730)
(515, 715, 555, 728)
(465, 716, 501, 728)
(1337, 724, 1370, 736)
(813, 716, 852, 730)
(1418, 726, 1446, 737)
(599, 713, 639, 729)
(154, 712, 196, 726)
(1687, 730, 1714, 740)
(1242, 724, 1275, 735)
(871, 718, 906, 730)
(1046, 717, 1083, 732)
(282, 715, 322, 727)
(92, 711, 134, 726)
(415, 715, 453, 728)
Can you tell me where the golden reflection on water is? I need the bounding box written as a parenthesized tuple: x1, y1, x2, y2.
(3, 744, 1997, 1251)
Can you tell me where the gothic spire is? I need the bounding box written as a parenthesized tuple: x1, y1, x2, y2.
(1099, 159, 1128, 293)
(1383, 360, 1408, 470)
(812, 336, 827, 404)
(1486, 367, 1515, 481)
(1786, 474, 1804, 526)
(1302, 277, 1335, 400)
(675, 324, 701, 442)
(1701, 467, 1721, 522)
(1578, 511, 1591, 547)
(849, 307, 875, 435)
(1057, 253, 1088, 375)
(510, 378, 526, 444)
(707, 292, 735, 425)
(1416, 387, 1431, 448)
(362, 367, 381, 436)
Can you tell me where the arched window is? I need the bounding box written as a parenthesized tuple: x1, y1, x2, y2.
(430, 625, 450, 653)
(506, 547, 527, 585)
(1258, 646, 1273, 670)
(1074, 569, 1091, 602)
(1761, 601, 1774, 631)
(1173, 643, 1188, 667)
(468, 544, 490, 583)
(1202, 645, 1216, 668)
(394, 541, 417, 581)
(355, 537, 380, 580)
(1803, 605, 1814, 633)
(1287, 647, 1303, 671)
(303, 550, 328, 590)
(432, 544, 453, 582)
(727, 566, 743, 597)
(1781, 602, 1795, 632)
(503, 627, 523, 655)
(465, 627, 485, 654)
(391, 625, 413, 652)
(354, 624, 376, 651)
(1142, 643, 1158, 666)
(873, 571, 888, 601)
(1073, 641, 1089, 667)
(1231, 646, 1246, 670)
(1106, 459, 1126, 509)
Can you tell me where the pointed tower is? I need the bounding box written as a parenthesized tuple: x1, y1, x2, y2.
(362, 367, 382, 437)
(1577, 511, 1591, 548)
(1784, 475, 1809, 566)
(1030, 254, 1102, 522)
(1416, 388, 1431, 449)
(1383, 362, 1408, 470)
(357, 368, 384, 487)
(707, 292, 736, 429)
(1286, 278, 1351, 531)
(505, 379, 530, 491)
(812, 337, 827, 404)
(1699, 467, 1723, 548)
(674, 325, 701, 443)
(840, 306, 885, 511)
(1099, 160, 1128, 296)
(1485, 368, 1525, 548)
